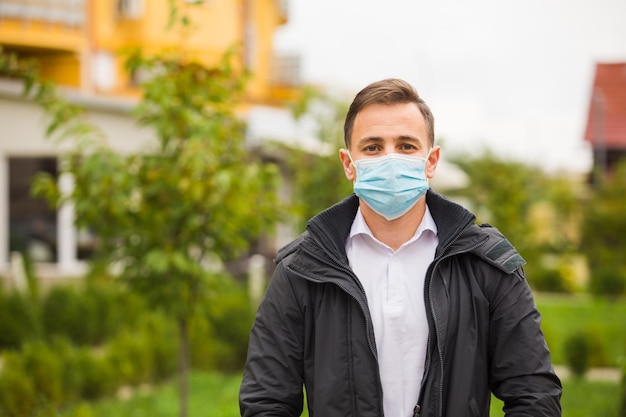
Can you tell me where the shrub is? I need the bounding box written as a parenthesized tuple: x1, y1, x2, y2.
(532, 268, 570, 293)
(75, 348, 116, 400)
(80, 286, 117, 345)
(105, 311, 178, 387)
(564, 328, 609, 378)
(0, 282, 178, 416)
(0, 358, 37, 417)
(106, 328, 153, 387)
(82, 283, 149, 344)
(199, 279, 255, 372)
(19, 340, 66, 408)
(46, 337, 83, 404)
(140, 313, 178, 381)
(564, 331, 590, 377)
(41, 285, 95, 345)
(589, 268, 626, 297)
(0, 338, 114, 416)
(189, 312, 216, 371)
(64, 403, 96, 417)
(0, 290, 39, 350)
(585, 326, 610, 368)
(46, 336, 116, 402)
(40, 283, 146, 346)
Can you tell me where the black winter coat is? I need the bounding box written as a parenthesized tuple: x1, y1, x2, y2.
(240, 191, 562, 417)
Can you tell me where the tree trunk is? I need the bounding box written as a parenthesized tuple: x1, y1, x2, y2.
(178, 316, 189, 417)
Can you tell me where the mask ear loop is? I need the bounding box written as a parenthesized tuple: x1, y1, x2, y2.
(347, 152, 357, 181)
(424, 148, 433, 186)
(347, 151, 355, 165)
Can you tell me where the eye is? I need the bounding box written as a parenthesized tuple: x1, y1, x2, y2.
(399, 143, 417, 151)
(363, 144, 380, 152)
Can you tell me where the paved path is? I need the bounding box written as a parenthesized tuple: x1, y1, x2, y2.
(554, 365, 621, 382)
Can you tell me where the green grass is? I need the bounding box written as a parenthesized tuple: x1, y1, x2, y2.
(76, 371, 242, 417)
(490, 379, 620, 417)
(535, 293, 626, 366)
(62, 370, 620, 417)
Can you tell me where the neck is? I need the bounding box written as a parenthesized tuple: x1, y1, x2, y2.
(360, 200, 426, 251)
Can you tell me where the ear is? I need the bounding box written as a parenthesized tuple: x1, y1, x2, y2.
(339, 149, 356, 181)
(426, 146, 441, 180)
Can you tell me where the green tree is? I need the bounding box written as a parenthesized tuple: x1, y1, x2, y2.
(450, 151, 545, 269)
(279, 86, 353, 230)
(580, 160, 626, 296)
(1, 13, 279, 417)
(449, 150, 580, 290)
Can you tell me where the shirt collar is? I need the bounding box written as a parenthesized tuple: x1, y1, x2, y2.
(349, 204, 438, 245)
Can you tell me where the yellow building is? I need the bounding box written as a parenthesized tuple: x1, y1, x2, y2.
(0, 0, 297, 100)
(0, 0, 300, 280)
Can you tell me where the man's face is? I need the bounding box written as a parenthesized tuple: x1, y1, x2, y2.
(340, 102, 439, 182)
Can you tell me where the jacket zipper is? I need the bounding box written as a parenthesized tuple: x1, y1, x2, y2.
(419, 231, 490, 417)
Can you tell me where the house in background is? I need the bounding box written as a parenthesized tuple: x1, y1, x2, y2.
(0, 0, 469, 283)
(0, 0, 300, 280)
(584, 62, 626, 181)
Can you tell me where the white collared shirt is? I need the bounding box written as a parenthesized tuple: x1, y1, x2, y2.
(346, 205, 438, 417)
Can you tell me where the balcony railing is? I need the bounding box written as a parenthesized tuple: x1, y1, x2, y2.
(0, 0, 86, 27)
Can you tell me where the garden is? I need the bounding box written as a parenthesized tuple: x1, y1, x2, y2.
(2, 9, 626, 415)
(0, 278, 624, 417)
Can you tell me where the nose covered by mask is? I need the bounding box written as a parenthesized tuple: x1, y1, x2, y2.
(349, 151, 431, 221)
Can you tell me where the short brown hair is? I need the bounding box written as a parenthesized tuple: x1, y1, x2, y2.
(343, 78, 435, 148)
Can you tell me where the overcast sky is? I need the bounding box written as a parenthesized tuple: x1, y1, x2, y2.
(274, 0, 626, 173)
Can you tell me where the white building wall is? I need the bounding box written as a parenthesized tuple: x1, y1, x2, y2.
(0, 79, 155, 279)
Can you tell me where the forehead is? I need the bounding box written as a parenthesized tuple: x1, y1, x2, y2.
(351, 102, 428, 145)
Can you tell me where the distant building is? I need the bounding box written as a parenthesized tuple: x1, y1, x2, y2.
(0, 1, 469, 282)
(584, 62, 626, 180)
(0, 0, 299, 279)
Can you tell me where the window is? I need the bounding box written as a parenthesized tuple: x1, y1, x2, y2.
(8, 157, 58, 263)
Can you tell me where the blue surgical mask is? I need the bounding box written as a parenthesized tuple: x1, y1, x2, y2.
(350, 151, 431, 221)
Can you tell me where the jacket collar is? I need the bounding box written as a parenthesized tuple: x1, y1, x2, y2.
(274, 194, 358, 266)
(305, 194, 360, 263)
(302, 190, 478, 264)
(425, 191, 478, 257)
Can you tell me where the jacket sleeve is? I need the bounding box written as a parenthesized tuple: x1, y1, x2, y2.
(239, 260, 305, 417)
(487, 268, 562, 417)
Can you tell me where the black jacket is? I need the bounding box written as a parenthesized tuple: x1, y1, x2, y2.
(240, 191, 562, 417)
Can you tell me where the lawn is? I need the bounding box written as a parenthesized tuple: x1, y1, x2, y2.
(79, 371, 241, 417)
(69, 370, 620, 417)
(535, 293, 626, 366)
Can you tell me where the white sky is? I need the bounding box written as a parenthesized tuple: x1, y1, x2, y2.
(274, 0, 626, 173)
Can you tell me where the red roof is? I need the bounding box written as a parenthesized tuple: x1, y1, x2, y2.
(584, 63, 626, 149)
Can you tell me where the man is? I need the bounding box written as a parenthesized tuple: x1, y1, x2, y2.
(240, 78, 562, 417)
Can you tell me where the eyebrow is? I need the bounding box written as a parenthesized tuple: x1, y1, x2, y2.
(396, 135, 422, 143)
(355, 137, 384, 148)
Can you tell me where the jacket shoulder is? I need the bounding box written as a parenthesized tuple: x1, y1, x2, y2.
(275, 231, 309, 265)
(470, 224, 526, 274)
